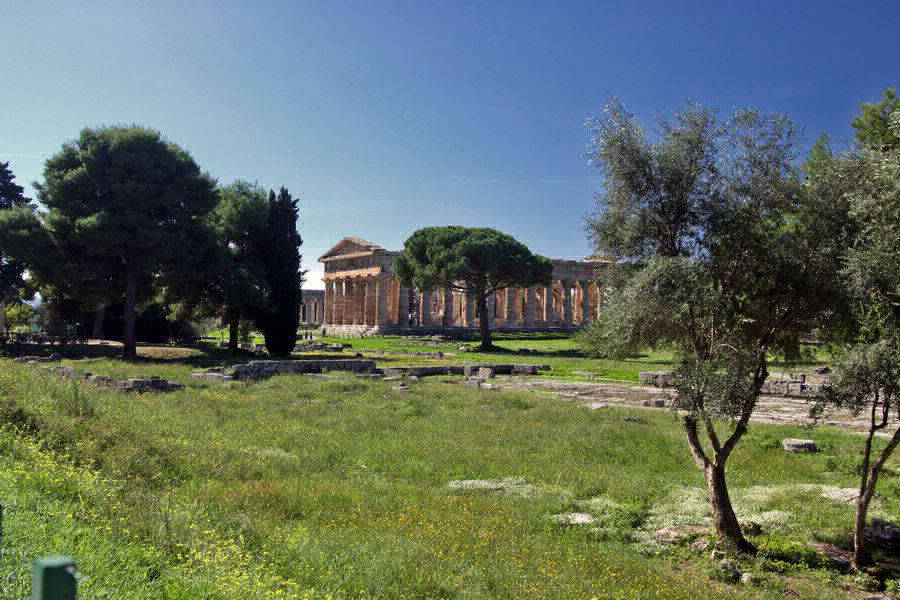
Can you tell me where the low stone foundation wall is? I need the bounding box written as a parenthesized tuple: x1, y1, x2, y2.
(370, 349, 446, 359)
(192, 360, 550, 383)
(193, 359, 377, 382)
(294, 342, 353, 352)
(41, 365, 185, 392)
(759, 376, 826, 398)
(638, 371, 827, 399)
(380, 364, 551, 378)
(12, 353, 62, 363)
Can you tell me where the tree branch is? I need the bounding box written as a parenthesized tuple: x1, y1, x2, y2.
(683, 415, 711, 470)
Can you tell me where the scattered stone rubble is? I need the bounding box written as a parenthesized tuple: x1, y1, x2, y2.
(866, 519, 900, 552)
(12, 352, 62, 363)
(379, 364, 549, 378)
(369, 349, 446, 359)
(639, 370, 828, 398)
(192, 360, 550, 383)
(41, 365, 184, 392)
(293, 341, 352, 352)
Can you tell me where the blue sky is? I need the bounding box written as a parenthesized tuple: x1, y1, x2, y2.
(2, 1, 897, 287)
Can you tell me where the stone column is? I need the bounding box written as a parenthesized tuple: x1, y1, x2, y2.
(464, 292, 475, 327)
(348, 280, 358, 325)
(562, 280, 574, 329)
(375, 277, 388, 328)
(343, 280, 354, 325)
(543, 284, 554, 325)
(443, 287, 454, 327)
(345, 279, 354, 325)
(505, 287, 516, 326)
(362, 277, 375, 327)
(324, 281, 333, 324)
(524, 287, 536, 327)
(398, 287, 410, 327)
(579, 280, 592, 327)
(421, 290, 433, 326)
(332, 280, 344, 325)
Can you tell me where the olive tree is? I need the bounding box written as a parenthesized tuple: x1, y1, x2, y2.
(811, 107, 900, 570)
(583, 100, 848, 553)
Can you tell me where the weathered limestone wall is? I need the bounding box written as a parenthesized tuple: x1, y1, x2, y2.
(380, 363, 550, 377)
(193, 359, 377, 382)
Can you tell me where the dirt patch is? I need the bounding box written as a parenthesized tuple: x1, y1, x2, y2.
(497, 378, 899, 432)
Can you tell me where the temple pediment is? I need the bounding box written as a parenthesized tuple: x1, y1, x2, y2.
(318, 237, 384, 261)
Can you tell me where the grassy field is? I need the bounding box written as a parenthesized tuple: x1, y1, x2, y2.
(0, 346, 896, 598)
(52, 333, 830, 384)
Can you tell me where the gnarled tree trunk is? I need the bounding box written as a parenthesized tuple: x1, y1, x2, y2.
(852, 419, 900, 571)
(684, 415, 756, 554)
(705, 463, 754, 553)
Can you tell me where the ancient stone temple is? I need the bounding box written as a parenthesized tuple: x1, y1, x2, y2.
(318, 236, 605, 335)
(299, 290, 325, 325)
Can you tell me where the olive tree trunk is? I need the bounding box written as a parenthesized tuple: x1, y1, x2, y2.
(122, 272, 138, 359)
(685, 415, 756, 554)
(705, 463, 752, 551)
(852, 412, 900, 571)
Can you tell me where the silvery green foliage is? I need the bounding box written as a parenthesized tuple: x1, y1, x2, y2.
(814, 340, 898, 419)
(585, 99, 720, 260)
(582, 100, 852, 552)
(583, 100, 848, 422)
(809, 108, 899, 424)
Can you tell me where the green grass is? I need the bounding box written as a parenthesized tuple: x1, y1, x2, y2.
(0, 354, 895, 598)
(34, 332, 829, 386)
(317, 333, 674, 380)
(316, 333, 830, 381)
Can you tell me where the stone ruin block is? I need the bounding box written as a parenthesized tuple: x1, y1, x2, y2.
(638, 371, 675, 387)
(228, 359, 376, 381)
(42, 365, 74, 378)
(477, 367, 495, 379)
(782, 438, 817, 453)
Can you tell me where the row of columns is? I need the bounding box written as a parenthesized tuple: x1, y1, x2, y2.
(324, 277, 392, 327)
(323, 278, 593, 329)
(413, 279, 592, 329)
(300, 300, 324, 324)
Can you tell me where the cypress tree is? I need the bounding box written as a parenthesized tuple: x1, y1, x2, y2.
(248, 187, 302, 356)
